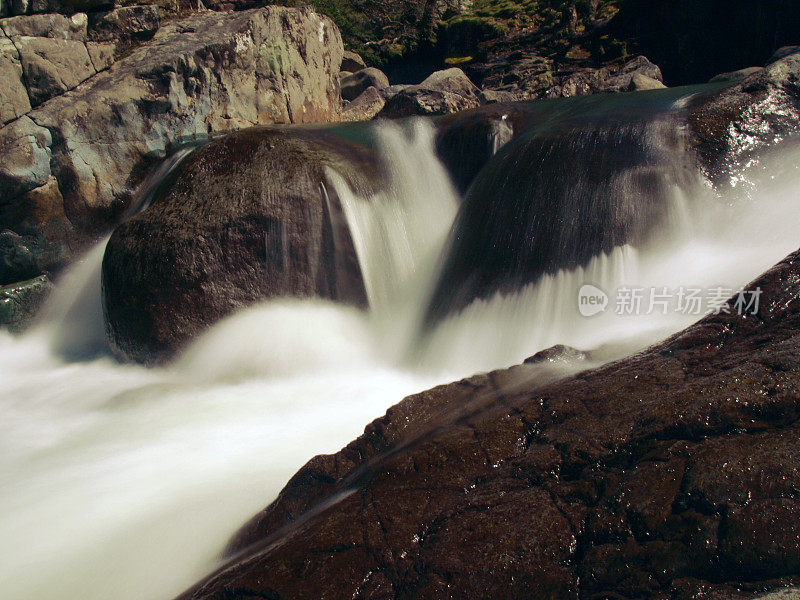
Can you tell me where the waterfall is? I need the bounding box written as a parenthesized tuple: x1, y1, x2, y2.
(330, 118, 460, 359)
(0, 102, 799, 600)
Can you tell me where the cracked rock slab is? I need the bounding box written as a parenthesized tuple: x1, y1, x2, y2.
(0, 34, 31, 125)
(15, 35, 96, 105)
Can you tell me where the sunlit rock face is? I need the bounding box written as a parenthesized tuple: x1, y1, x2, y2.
(0, 6, 343, 274)
(102, 126, 377, 364)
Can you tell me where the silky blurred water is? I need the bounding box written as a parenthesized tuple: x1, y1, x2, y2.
(0, 118, 798, 600)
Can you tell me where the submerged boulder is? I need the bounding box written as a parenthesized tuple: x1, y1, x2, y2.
(102, 127, 377, 364)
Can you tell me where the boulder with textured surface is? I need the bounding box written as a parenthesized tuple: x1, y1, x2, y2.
(0, 229, 39, 285)
(14, 35, 96, 105)
(342, 86, 384, 122)
(0, 274, 52, 332)
(102, 126, 375, 364)
(0, 6, 344, 274)
(339, 67, 389, 101)
(340, 49, 365, 73)
(0, 12, 87, 39)
(177, 243, 800, 600)
(769, 46, 800, 64)
(709, 66, 764, 83)
(601, 55, 664, 91)
(688, 49, 800, 190)
(379, 67, 481, 118)
(86, 5, 160, 51)
(0, 33, 31, 125)
(628, 72, 667, 90)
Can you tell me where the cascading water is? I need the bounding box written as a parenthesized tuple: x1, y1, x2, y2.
(331, 118, 460, 359)
(1, 95, 800, 600)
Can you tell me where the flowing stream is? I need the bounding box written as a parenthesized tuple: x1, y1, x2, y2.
(1, 103, 800, 600)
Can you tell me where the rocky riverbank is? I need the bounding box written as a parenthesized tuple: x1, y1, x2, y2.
(0, 4, 343, 283)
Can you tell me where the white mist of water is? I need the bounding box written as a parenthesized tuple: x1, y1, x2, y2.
(0, 118, 799, 600)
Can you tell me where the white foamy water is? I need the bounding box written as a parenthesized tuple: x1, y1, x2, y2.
(0, 118, 799, 600)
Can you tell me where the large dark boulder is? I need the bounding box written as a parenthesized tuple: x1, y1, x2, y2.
(102, 126, 376, 364)
(427, 88, 700, 322)
(427, 50, 800, 322)
(176, 237, 800, 600)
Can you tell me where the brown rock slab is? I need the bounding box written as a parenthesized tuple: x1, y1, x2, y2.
(342, 86, 385, 122)
(175, 247, 800, 599)
(0, 33, 31, 125)
(379, 67, 481, 118)
(15, 35, 96, 105)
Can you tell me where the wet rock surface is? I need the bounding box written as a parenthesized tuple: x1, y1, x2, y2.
(0, 273, 52, 332)
(686, 50, 800, 191)
(176, 244, 800, 600)
(102, 126, 375, 364)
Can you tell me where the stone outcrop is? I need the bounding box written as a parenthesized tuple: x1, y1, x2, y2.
(379, 67, 481, 118)
(0, 32, 32, 124)
(340, 66, 389, 101)
(472, 54, 665, 102)
(709, 66, 764, 83)
(102, 126, 375, 364)
(687, 49, 800, 190)
(342, 86, 385, 122)
(86, 5, 160, 53)
(15, 34, 96, 105)
(0, 274, 52, 332)
(0, 229, 40, 284)
(340, 49, 365, 73)
(0, 6, 344, 275)
(175, 233, 800, 600)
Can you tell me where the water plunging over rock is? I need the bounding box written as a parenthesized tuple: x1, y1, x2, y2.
(426, 52, 800, 325)
(427, 91, 701, 324)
